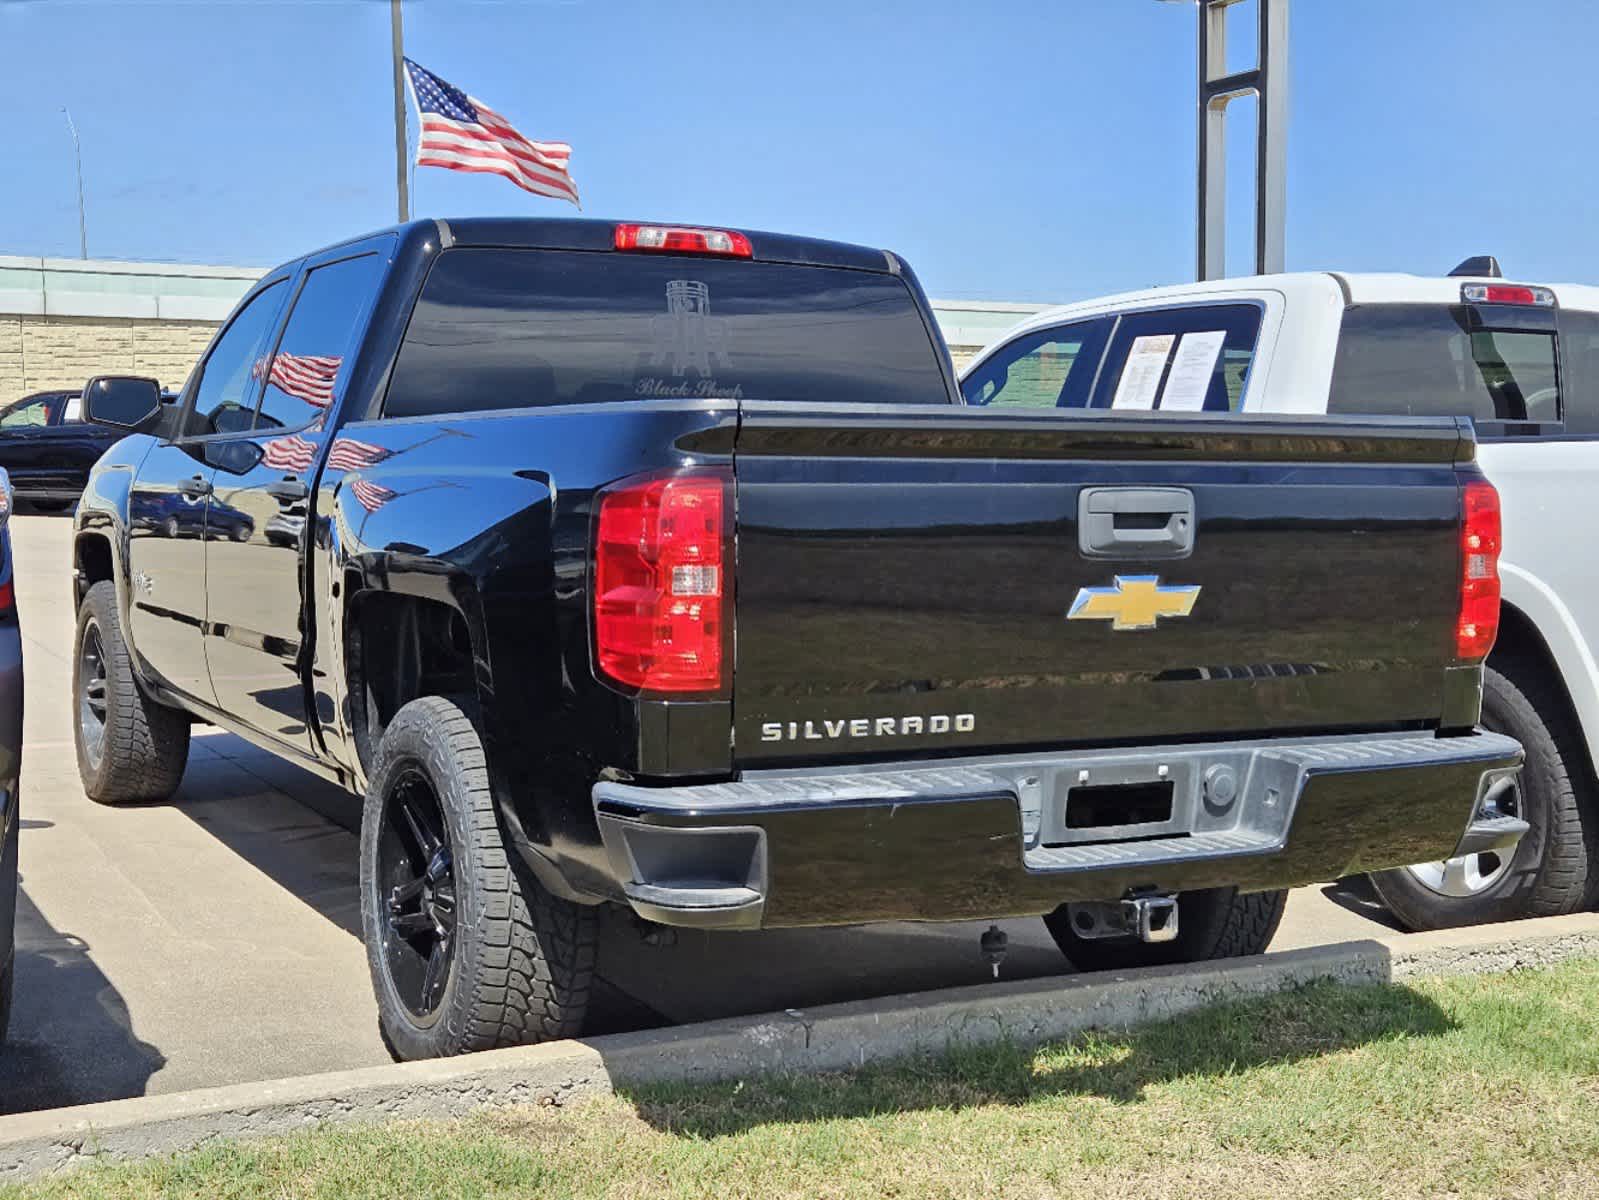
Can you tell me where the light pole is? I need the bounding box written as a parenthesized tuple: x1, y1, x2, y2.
(391, 0, 410, 223)
(1158, 0, 1288, 280)
(61, 106, 87, 259)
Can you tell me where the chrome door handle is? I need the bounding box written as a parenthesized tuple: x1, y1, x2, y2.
(265, 478, 309, 503)
(1078, 487, 1195, 559)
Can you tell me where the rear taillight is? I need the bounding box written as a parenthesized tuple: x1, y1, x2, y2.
(614, 223, 752, 258)
(1457, 479, 1501, 662)
(594, 471, 730, 695)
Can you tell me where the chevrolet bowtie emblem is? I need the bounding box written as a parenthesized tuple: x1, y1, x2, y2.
(1067, 575, 1201, 631)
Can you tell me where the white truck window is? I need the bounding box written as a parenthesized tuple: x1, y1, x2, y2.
(962, 317, 1111, 409)
(1093, 304, 1262, 413)
(1329, 304, 1559, 429)
(1558, 310, 1599, 436)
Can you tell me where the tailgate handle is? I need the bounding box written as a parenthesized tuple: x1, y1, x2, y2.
(1078, 487, 1195, 559)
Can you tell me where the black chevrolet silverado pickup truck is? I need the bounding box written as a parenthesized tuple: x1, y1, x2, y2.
(70, 218, 1523, 1060)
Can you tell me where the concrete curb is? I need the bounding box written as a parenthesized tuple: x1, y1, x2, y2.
(3, 912, 1598, 1179)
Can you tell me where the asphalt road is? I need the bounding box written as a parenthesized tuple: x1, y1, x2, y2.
(0, 510, 1401, 1115)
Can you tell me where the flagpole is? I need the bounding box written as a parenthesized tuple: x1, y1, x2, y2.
(390, 0, 410, 222)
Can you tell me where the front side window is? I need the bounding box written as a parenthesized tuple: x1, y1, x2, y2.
(1093, 303, 1262, 412)
(1329, 304, 1560, 427)
(383, 248, 949, 418)
(0, 397, 51, 429)
(962, 319, 1110, 409)
(183, 280, 287, 438)
(255, 254, 386, 431)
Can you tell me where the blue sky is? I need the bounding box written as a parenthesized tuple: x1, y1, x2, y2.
(4, 0, 1598, 303)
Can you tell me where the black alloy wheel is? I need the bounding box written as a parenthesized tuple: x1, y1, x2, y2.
(77, 622, 109, 773)
(377, 767, 458, 1022)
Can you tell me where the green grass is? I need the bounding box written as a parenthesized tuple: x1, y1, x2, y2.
(14, 958, 1599, 1199)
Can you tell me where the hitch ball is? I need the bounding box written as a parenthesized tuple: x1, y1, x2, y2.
(980, 924, 1008, 979)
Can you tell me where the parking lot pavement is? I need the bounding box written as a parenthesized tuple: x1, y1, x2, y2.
(0, 512, 1400, 1114)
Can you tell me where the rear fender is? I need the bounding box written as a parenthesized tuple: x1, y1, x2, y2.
(1497, 562, 1599, 767)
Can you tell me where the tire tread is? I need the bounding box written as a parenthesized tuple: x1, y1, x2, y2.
(75, 581, 189, 805)
(364, 696, 595, 1059)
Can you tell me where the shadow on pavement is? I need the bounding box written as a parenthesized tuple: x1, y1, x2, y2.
(0, 886, 165, 1114)
(1320, 875, 1405, 931)
(621, 971, 1455, 1136)
(170, 731, 1071, 1038)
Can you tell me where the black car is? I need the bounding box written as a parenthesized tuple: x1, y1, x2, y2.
(0, 468, 21, 1040)
(0, 390, 116, 510)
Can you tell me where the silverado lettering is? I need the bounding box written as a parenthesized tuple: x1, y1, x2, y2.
(760, 714, 977, 742)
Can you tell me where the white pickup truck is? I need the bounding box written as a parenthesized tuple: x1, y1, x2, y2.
(962, 259, 1599, 929)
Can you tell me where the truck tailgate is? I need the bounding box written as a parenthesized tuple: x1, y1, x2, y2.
(731, 403, 1471, 766)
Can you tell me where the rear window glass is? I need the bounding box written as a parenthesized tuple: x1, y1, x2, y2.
(384, 248, 948, 418)
(1329, 304, 1559, 426)
(1557, 309, 1599, 436)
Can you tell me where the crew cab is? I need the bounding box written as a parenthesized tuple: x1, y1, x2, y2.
(961, 259, 1594, 930)
(71, 220, 1521, 1060)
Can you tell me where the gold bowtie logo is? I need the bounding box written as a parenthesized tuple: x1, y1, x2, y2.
(1067, 575, 1201, 631)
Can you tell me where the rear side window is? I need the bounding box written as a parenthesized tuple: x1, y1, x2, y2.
(962, 319, 1110, 409)
(384, 248, 948, 418)
(1329, 304, 1560, 429)
(1091, 304, 1261, 412)
(255, 253, 385, 431)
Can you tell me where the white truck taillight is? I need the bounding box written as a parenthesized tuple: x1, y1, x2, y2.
(1460, 283, 1555, 307)
(1457, 479, 1501, 662)
(594, 471, 731, 695)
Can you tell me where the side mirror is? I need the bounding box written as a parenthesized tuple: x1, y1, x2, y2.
(0, 468, 12, 527)
(204, 438, 264, 476)
(82, 376, 164, 433)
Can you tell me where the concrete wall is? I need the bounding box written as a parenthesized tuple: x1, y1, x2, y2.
(0, 315, 219, 400)
(0, 254, 1049, 406)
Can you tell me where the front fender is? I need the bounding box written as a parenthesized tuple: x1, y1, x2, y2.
(73, 435, 156, 638)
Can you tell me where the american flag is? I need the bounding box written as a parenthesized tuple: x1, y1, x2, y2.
(351, 478, 398, 514)
(260, 433, 318, 473)
(404, 58, 580, 208)
(254, 353, 341, 409)
(327, 437, 394, 474)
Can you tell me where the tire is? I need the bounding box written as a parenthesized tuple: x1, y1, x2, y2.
(1369, 663, 1595, 930)
(73, 581, 190, 804)
(359, 696, 596, 1061)
(1043, 887, 1288, 972)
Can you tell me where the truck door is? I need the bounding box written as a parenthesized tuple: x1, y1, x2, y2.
(202, 249, 387, 753)
(0, 393, 64, 496)
(126, 277, 288, 703)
